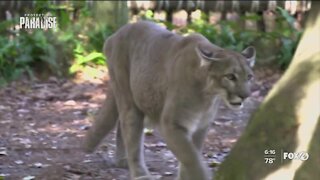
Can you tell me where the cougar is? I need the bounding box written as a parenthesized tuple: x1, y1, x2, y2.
(84, 21, 255, 180)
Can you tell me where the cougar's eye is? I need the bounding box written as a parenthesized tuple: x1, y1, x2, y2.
(225, 74, 237, 81)
(248, 74, 254, 81)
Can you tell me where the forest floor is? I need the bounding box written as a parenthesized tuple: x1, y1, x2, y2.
(0, 67, 281, 180)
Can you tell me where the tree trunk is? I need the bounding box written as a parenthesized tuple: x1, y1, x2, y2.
(215, 2, 320, 180)
(93, 1, 128, 31)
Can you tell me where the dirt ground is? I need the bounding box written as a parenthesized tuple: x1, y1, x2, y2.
(0, 67, 281, 180)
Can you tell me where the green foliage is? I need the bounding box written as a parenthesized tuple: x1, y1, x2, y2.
(0, 28, 63, 85)
(148, 9, 301, 69)
(275, 7, 302, 69)
(44, 3, 111, 74)
(69, 44, 105, 74)
(186, 10, 299, 69)
(0, 3, 112, 85)
(0, 5, 302, 85)
(144, 10, 154, 20)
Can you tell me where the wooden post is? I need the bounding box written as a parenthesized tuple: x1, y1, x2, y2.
(93, 1, 128, 31)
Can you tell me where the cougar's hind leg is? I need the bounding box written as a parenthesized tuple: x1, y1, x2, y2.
(110, 68, 151, 179)
(118, 106, 149, 179)
(106, 31, 152, 178)
(115, 120, 128, 168)
(113, 83, 149, 178)
(84, 89, 118, 153)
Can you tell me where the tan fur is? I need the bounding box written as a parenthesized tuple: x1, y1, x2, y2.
(84, 21, 255, 180)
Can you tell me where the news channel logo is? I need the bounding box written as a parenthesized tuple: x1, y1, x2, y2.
(264, 149, 309, 164)
(19, 13, 57, 29)
(283, 151, 309, 161)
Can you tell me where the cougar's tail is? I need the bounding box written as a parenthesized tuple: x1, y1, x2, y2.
(83, 89, 118, 153)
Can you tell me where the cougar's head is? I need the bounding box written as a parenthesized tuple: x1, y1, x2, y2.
(195, 41, 256, 110)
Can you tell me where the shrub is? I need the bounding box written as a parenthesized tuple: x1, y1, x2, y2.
(143, 8, 301, 69)
(0, 4, 113, 85)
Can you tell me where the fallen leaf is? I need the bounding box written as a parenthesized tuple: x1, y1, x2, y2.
(82, 159, 92, 163)
(64, 100, 77, 106)
(164, 172, 173, 176)
(17, 109, 30, 113)
(144, 128, 154, 136)
(0, 173, 10, 177)
(0, 149, 8, 156)
(22, 175, 35, 180)
(0, 105, 10, 110)
(33, 162, 43, 168)
(14, 160, 24, 165)
(79, 125, 90, 130)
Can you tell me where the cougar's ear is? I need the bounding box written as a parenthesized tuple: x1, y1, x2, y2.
(241, 46, 256, 68)
(195, 42, 223, 67)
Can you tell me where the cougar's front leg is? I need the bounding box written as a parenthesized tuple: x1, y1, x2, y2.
(176, 97, 220, 179)
(160, 112, 210, 180)
(177, 127, 209, 180)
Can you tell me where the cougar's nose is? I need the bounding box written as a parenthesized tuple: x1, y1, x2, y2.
(239, 94, 247, 100)
(239, 89, 251, 100)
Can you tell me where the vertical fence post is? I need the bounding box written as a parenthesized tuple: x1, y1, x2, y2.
(93, 1, 128, 31)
